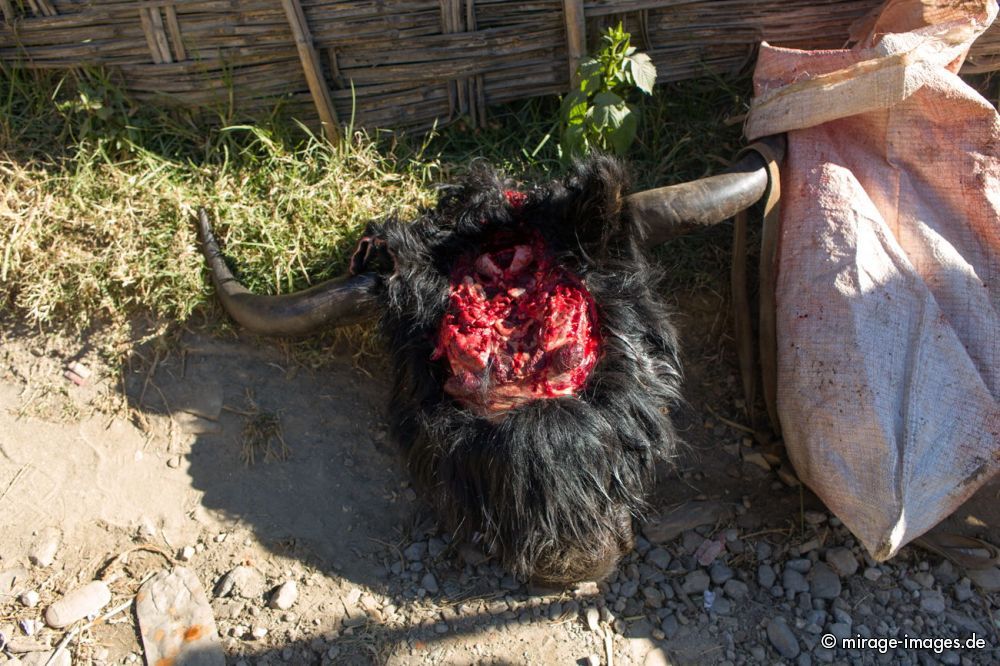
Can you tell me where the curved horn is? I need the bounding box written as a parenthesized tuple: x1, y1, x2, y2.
(197, 209, 378, 336)
(626, 134, 785, 248)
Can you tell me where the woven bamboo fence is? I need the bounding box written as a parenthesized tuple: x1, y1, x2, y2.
(2, 0, 998, 136)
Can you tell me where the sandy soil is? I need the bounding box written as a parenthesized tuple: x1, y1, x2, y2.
(0, 300, 997, 665)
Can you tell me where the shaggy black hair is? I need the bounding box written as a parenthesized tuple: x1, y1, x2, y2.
(355, 156, 682, 584)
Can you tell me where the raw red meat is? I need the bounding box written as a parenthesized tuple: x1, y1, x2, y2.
(432, 228, 601, 416)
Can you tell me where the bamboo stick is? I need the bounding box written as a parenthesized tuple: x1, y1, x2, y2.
(280, 0, 340, 142)
(562, 0, 586, 87)
(164, 5, 187, 61)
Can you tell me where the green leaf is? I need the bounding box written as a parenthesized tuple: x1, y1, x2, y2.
(608, 108, 638, 155)
(591, 92, 627, 130)
(627, 52, 657, 94)
(560, 90, 589, 123)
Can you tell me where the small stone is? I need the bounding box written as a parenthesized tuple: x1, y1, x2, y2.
(660, 614, 679, 639)
(809, 563, 841, 600)
(268, 581, 298, 610)
(178, 546, 196, 562)
(136, 567, 224, 665)
(646, 548, 671, 569)
(585, 607, 600, 632)
(767, 618, 801, 659)
(167, 455, 182, 468)
(19, 590, 40, 608)
(681, 570, 710, 595)
(44, 581, 111, 628)
(214, 566, 266, 600)
(953, 578, 974, 602)
(786, 558, 812, 574)
(863, 567, 882, 582)
(919, 590, 946, 615)
(582, 655, 600, 666)
(710, 562, 734, 585)
(403, 542, 427, 562)
(783, 569, 809, 594)
(723, 579, 749, 600)
(759, 564, 776, 588)
(712, 596, 732, 615)
(28, 527, 61, 567)
(251, 626, 268, 639)
(421, 573, 439, 595)
(620, 580, 639, 599)
(824, 548, 858, 577)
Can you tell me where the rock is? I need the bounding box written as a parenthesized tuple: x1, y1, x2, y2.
(824, 548, 858, 577)
(178, 546, 196, 562)
(19, 590, 40, 608)
(827, 622, 851, 642)
(214, 566, 266, 600)
(863, 567, 882, 582)
(786, 559, 812, 574)
(803, 511, 827, 525)
(0, 567, 30, 602)
(28, 528, 61, 567)
(421, 573, 439, 595)
(20, 650, 71, 666)
(945, 611, 987, 636)
(251, 626, 268, 639)
(268, 581, 298, 610)
(710, 563, 734, 585)
(758, 564, 776, 588)
(783, 569, 809, 594)
(681, 571, 710, 595)
(712, 596, 732, 615)
(403, 541, 427, 562)
(809, 563, 841, 600)
(642, 586, 663, 608)
(582, 655, 600, 666)
(953, 578, 974, 602)
(646, 548, 671, 569)
(933, 560, 959, 586)
(723, 579, 749, 600)
(660, 614, 679, 639)
(967, 566, 1000, 592)
(767, 618, 801, 659)
(620, 580, 639, 599)
(749, 645, 767, 662)
(44, 581, 111, 628)
(136, 567, 224, 665)
(919, 590, 946, 615)
(643, 501, 734, 543)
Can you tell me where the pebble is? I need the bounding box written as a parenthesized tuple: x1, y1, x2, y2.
(767, 618, 801, 659)
(268, 581, 298, 610)
(44, 581, 111, 628)
(178, 546, 196, 562)
(681, 571, 710, 595)
(919, 590, 946, 615)
(421, 573, 439, 595)
(712, 596, 732, 615)
(824, 548, 858, 577)
(28, 528, 61, 567)
(251, 626, 268, 639)
(723, 579, 749, 600)
(214, 566, 266, 600)
(783, 569, 809, 594)
(136, 567, 224, 665)
(620, 580, 639, 599)
(786, 559, 812, 574)
(19, 590, 40, 608)
(403, 542, 427, 562)
(646, 548, 671, 569)
(582, 655, 600, 666)
(758, 564, 776, 588)
(803, 511, 827, 525)
(660, 614, 679, 639)
(709, 563, 734, 585)
(953, 578, 974, 602)
(863, 567, 882, 582)
(809, 563, 841, 600)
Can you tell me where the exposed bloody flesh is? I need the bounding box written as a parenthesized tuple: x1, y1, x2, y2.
(432, 228, 601, 415)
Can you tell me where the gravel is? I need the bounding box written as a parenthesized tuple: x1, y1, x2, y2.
(767, 618, 801, 659)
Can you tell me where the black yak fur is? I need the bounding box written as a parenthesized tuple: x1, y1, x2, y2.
(355, 156, 682, 584)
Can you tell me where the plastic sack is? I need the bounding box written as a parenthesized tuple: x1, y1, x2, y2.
(745, 0, 1000, 560)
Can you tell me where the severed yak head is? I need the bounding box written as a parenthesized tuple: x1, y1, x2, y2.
(198, 143, 779, 585)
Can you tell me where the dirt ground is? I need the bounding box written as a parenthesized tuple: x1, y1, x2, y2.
(0, 288, 998, 665)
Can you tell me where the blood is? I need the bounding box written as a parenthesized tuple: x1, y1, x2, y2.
(432, 227, 601, 415)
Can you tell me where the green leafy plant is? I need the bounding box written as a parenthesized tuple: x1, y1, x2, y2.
(559, 23, 657, 159)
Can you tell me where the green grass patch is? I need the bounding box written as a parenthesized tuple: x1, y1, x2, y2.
(0, 65, 752, 360)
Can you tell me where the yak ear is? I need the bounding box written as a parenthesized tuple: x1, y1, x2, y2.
(561, 154, 635, 257)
